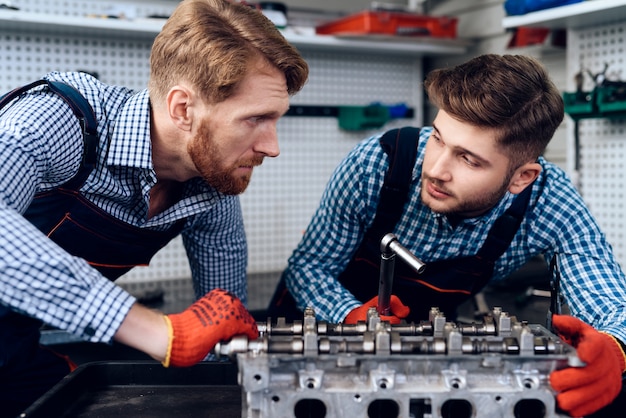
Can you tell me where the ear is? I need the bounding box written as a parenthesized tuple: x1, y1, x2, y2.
(166, 86, 194, 131)
(508, 162, 541, 195)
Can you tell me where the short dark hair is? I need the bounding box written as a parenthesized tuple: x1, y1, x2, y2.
(424, 54, 564, 166)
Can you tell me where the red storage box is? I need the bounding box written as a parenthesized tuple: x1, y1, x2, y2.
(508, 27, 550, 47)
(316, 11, 458, 39)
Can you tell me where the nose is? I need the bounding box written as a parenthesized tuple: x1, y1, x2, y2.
(428, 149, 452, 182)
(254, 126, 280, 157)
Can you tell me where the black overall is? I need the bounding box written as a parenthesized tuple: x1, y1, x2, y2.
(267, 126, 531, 323)
(0, 80, 183, 414)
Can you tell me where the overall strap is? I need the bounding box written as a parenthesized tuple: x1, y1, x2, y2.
(477, 184, 533, 261)
(0, 79, 98, 188)
(365, 126, 421, 243)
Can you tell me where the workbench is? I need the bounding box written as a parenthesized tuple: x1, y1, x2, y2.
(20, 361, 241, 417)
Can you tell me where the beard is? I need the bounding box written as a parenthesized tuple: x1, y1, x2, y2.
(421, 171, 514, 217)
(188, 119, 263, 195)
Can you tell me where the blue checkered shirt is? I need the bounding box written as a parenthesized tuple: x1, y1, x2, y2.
(284, 127, 626, 344)
(0, 72, 247, 344)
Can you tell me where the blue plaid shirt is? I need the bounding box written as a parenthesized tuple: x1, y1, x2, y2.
(0, 72, 247, 344)
(284, 127, 626, 344)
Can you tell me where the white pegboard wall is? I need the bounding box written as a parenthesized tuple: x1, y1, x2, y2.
(241, 50, 423, 275)
(0, 33, 153, 92)
(0, 0, 175, 92)
(566, 21, 626, 265)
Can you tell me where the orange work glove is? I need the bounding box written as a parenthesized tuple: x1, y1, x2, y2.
(344, 295, 410, 324)
(162, 288, 259, 367)
(549, 314, 626, 417)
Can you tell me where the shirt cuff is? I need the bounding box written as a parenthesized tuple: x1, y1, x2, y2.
(333, 299, 361, 324)
(68, 278, 136, 343)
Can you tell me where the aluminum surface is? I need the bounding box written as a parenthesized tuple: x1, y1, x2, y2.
(216, 307, 580, 418)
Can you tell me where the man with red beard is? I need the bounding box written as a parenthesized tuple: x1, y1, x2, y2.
(269, 54, 626, 417)
(0, 0, 308, 414)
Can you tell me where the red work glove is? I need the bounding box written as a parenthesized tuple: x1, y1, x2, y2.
(162, 289, 259, 367)
(344, 295, 410, 324)
(550, 314, 626, 417)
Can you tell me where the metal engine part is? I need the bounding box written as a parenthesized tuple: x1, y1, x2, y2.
(215, 307, 581, 418)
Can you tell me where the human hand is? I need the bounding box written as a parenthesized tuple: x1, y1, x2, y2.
(163, 289, 259, 367)
(344, 295, 410, 324)
(549, 314, 626, 417)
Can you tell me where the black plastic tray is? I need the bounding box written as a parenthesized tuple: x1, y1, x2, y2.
(20, 361, 241, 417)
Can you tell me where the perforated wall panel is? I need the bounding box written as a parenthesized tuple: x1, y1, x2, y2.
(0, 0, 173, 91)
(1, 1, 422, 308)
(567, 22, 626, 265)
(241, 50, 422, 275)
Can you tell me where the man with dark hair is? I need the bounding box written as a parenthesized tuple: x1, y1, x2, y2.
(269, 54, 626, 417)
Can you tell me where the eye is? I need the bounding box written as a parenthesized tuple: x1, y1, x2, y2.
(461, 154, 480, 167)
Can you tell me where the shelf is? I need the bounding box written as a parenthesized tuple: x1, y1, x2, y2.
(0, 10, 167, 39)
(503, 0, 626, 29)
(0, 9, 470, 56)
(284, 31, 470, 55)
